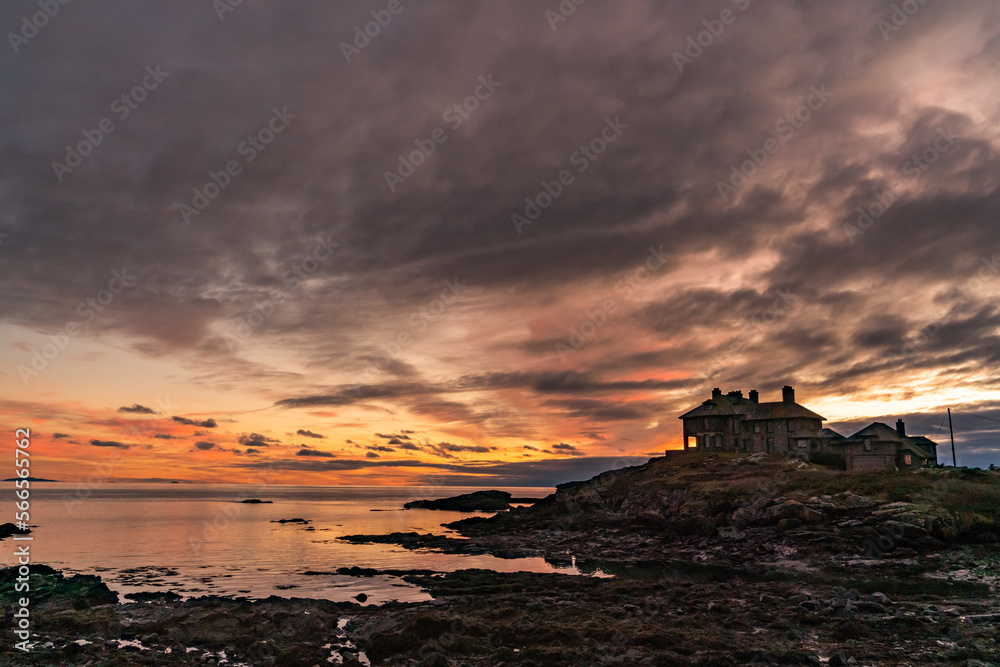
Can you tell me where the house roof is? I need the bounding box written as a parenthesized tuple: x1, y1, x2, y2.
(847, 422, 906, 442)
(678, 395, 825, 421)
(841, 421, 939, 454)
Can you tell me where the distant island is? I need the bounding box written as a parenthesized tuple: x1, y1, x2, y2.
(2, 477, 60, 482)
(403, 490, 541, 511)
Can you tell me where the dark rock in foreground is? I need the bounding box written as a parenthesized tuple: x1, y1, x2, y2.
(240, 498, 272, 503)
(124, 591, 183, 602)
(271, 517, 309, 524)
(3, 564, 999, 666)
(0, 565, 117, 609)
(403, 489, 540, 511)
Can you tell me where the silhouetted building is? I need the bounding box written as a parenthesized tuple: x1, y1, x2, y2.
(678, 386, 938, 470)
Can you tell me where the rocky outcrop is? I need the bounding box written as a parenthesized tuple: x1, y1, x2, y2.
(0, 522, 31, 539)
(404, 490, 540, 511)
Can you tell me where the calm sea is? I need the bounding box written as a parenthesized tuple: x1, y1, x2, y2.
(0, 483, 585, 604)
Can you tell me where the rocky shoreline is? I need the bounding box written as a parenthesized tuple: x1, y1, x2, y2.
(2, 454, 999, 666)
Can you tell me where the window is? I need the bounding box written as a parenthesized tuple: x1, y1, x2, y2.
(703, 418, 709, 430)
(766, 421, 773, 433)
(904, 454, 912, 466)
(864, 439, 872, 452)
(754, 423, 761, 434)
(715, 435, 722, 449)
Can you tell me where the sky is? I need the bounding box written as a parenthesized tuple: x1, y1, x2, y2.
(2, 0, 1000, 486)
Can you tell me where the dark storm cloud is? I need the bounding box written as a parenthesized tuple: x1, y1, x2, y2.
(118, 404, 156, 414)
(296, 447, 336, 458)
(172, 416, 218, 428)
(429, 442, 496, 457)
(238, 433, 280, 448)
(90, 439, 131, 449)
(235, 455, 651, 486)
(194, 441, 216, 450)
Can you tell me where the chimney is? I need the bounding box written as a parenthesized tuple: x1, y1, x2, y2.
(896, 419, 905, 437)
(712, 387, 722, 399)
(749, 389, 759, 404)
(782, 386, 795, 404)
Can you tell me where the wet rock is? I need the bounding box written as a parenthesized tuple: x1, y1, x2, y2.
(855, 601, 885, 614)
(869, 592, 892, 605)
(240, 499, 273, 503)
(125, 591, 182, 602)
(355, 593, 368, 603)
(777, 518, 803, 531)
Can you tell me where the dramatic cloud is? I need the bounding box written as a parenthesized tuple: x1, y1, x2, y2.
(90, 440, 131, 450)
(552, 443, 585, 457)
(297, 447, 336, 458)
(172, 416, 218, 428)
(238, 433, 280, 448)
(53, 433, 70, 439)
(296, 429, 325, 439)
(118, 404, 156, 414)
(194, 441, 216, 450)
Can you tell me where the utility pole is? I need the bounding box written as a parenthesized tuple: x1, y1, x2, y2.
(948, 408, 957, 467)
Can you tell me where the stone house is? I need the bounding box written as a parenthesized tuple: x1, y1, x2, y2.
(678, 386, 938, 470)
